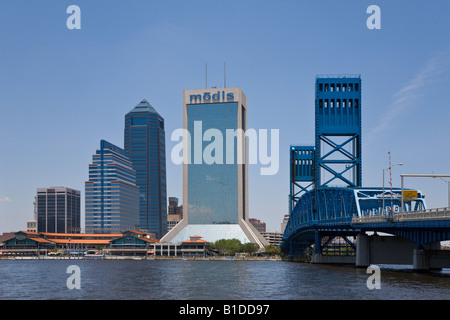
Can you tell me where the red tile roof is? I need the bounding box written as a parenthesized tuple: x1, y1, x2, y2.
(49, 239, 112, 244)
(29, 237, 53, 244)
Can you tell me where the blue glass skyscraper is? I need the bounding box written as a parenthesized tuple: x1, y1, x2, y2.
(124, 99, 167, 238)
(85, 140, 140, 233)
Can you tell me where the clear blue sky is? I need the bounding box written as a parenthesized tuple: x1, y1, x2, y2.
(1, 0, 450, 233)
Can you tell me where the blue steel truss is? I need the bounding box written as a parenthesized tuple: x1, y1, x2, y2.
(289, 146, 315, 213)
(315, 75, 362, 188)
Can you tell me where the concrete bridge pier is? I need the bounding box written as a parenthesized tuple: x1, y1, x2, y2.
(413, 248, 450, 271)
(355, 233, 419, 268)
(355, 233, 370, 268)
(355, 233, 449, 271)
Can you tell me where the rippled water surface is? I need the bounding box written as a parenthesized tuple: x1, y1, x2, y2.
(1, 260, 449, 300)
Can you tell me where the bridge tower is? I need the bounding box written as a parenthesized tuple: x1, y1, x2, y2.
(289, 75, 362, 213)
(289, 145, 315, 213)
(286, 75, 363, 257)
(315, 75, 362, 188)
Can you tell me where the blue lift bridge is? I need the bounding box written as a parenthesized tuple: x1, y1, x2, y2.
(281, 75, 450, 271)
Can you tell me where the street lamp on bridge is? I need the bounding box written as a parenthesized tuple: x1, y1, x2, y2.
(382, 162, 403, 216)
(435, 177, 450, 209)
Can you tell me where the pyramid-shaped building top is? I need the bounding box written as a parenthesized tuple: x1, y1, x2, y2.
(128, 99, 159, 115)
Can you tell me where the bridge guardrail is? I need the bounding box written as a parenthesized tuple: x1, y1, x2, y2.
(352, 208, 450, 224)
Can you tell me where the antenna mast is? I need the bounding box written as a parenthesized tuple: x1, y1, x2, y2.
(389, 151, 393, 213)
(224, 62, 226, 88)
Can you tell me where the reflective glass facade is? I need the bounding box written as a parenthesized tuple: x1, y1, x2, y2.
(124, 100, 167, 238)
(36, 187, 80, 233)
(85, 140, 140, 233)
(187, 102, 239, 224)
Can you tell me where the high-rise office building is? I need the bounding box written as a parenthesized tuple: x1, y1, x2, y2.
(167, 197, 183, 232)
(161, 87, 268, 248)
(168, 197, 183, 217)
(85, 140, 140, 233)
(36, 187, 80, 233)
(124, 99, 167, 238)
(249, 218, 266, 233)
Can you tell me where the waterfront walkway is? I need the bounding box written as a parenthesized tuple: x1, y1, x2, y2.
(1, 255, 282, 261)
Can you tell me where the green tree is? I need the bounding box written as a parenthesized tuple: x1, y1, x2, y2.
(210, 239, 243, 256)
(264, 244, 281, 255)
(224, 238, 241, 256)
(239, 242, 259, 255)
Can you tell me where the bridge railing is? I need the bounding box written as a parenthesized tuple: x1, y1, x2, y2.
(352, 207, 450, 224)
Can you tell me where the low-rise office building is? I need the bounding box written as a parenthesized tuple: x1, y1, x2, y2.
(261, 231, 283, 246)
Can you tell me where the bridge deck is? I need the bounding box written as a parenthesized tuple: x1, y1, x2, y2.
(352, 208, 450, 225)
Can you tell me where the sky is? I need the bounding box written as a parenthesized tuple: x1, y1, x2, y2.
(1, 0, 450, 234)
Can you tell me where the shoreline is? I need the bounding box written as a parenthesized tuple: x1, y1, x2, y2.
(0, 255, 282, 261)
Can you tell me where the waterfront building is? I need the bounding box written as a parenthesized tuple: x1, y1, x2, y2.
(161, 87, 268, 248)
(1, 231, 54, 255)
(0, 230, 208, 257)
(85, 140, 140, 233)
(124, 99, 167, 238)
(0, 230, 156, 256)
(106, 230, 159, 256)
(36, 187, 80, 233)
(0, 232, 15, 244)
(179, 235, 209, 257)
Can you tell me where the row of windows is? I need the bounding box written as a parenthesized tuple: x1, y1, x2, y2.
(89, 164, 136, 173)
(93, 156, 132, 167)
(87, 177, 137, 184)
(85, 188, 140, 195)
(36, 208, 80, 213)
(85, 188, 139, 193)
(318, 99, 359, 109)
(318, 82, 360, 92)
(85, 205, 139, 211)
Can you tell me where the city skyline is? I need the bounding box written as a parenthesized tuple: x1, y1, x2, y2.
(1, 1, 450, 234)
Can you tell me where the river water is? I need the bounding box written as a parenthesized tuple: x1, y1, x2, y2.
(0, 259, 449, 300)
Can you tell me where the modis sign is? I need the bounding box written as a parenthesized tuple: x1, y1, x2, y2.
(190, 91, 235, 103)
